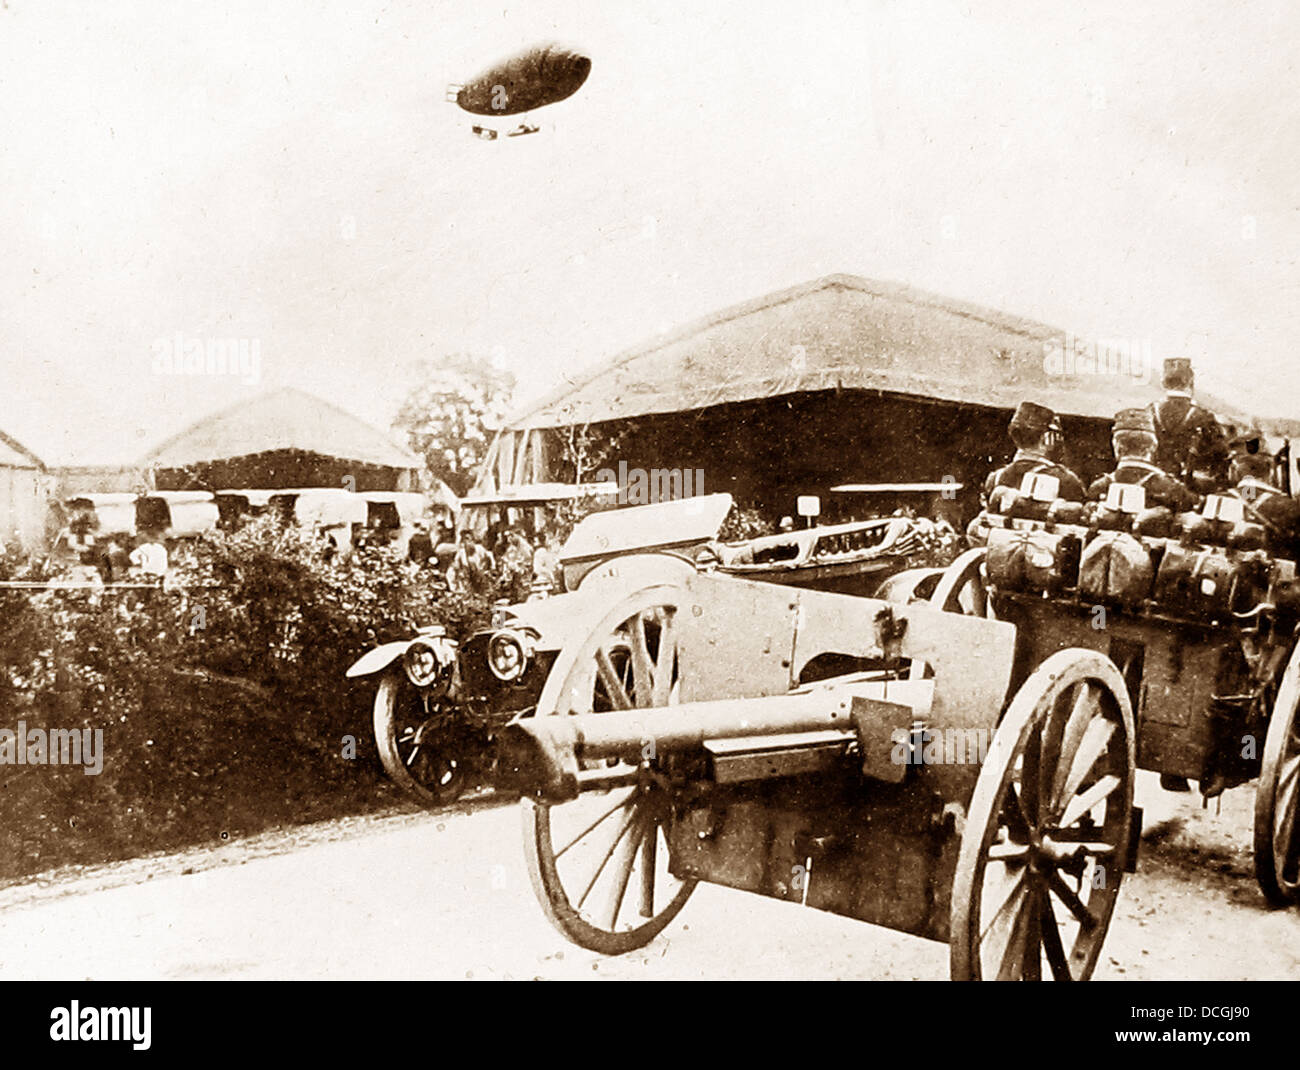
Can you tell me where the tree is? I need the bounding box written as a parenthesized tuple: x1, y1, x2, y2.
(393, 354, 516, 496)
(548, 409, 629, 527)
(553, 414, 627, 487)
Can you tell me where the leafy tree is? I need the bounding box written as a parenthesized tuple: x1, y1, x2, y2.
(393, 354, 516, 496)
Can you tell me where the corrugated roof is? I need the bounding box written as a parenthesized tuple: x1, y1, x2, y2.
(504, 274, 1294, 432)
(140, 387, 420, 470)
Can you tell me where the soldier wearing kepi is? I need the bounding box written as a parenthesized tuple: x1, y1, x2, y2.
(1148, 357, 1229, 492)
(1225, 429, 1300, 558)
(1091, 407, 1200, 796)
(1088, 407, 1199, 512)
(983, 401, 1086, 506)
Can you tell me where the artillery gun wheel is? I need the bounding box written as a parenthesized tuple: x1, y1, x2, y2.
(1253, 644, 1300, 906)
(929, 547, 991, 617)
(951, 649, 1135, 980)
(523, 585, 697, 954)
(373, 674, 467, 806)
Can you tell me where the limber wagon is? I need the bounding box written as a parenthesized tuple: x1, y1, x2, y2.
(951, 478, 1300, 912)
(497, 558, 1143, 980)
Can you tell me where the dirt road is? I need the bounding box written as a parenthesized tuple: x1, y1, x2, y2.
(0, 774, 1296, 980)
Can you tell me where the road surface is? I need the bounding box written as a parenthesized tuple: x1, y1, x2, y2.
(0, 774, 1297, 980)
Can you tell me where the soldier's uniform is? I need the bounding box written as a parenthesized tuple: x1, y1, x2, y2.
(1087, 407, 1199, 512)
(1089, 461, 1198, 513)
(1147, 358, 1229, 490)
(1189, 428, 1300, 798)
(983, 401, 1086, 503)
(1225, 431, 1300, 557)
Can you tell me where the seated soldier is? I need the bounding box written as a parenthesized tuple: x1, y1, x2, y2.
(1088, 407, 1199, 513)
(1090, 408, 1202, 797)
(982, 400, 1086, 509)
(1148, 358, 1230, 493)
(1224, 430, 1300, 558)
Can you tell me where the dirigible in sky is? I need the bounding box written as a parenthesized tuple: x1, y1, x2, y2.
(450, 43, 591, 139)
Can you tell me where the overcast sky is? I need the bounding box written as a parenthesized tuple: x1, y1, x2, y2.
(2, 0, 1297, 464)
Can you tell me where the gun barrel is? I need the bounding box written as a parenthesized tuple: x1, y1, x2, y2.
(499, 678, 933, 800)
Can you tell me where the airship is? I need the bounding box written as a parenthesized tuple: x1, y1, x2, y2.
(448, 43, 591, 139)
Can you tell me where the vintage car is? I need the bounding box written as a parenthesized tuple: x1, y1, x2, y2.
(252, 488, 369, 558)
(708, 514, 960, 597)
(347, 491, 964, 805)
(347, 495, 724, 803)
(135, 491, 219, 538)
(61, 493, 139, 538)
(56, 491, 224, 543)
(214, 489, 280, 530)
(356, 491, 448, 556)
(214, 487, 370, 550)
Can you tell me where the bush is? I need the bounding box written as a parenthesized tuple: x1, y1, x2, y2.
(0, 520, 497, 881)
(718, 504, 778, 541)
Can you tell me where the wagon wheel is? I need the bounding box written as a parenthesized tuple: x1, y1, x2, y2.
(907, 549, 991, 680)
(929, 547, 992, 617)
(1253, 643, 1300, 906)
(951, 649, 1135, 980)
(875, 567, 945, 604)
(373, 674, 467, 806)
(522, 584, 697, 954)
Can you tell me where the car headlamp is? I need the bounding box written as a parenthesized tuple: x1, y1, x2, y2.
(403, 640, 444, 688)
(487, 628, 534, 682)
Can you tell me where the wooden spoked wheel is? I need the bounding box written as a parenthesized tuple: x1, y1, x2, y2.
(372, 674, 466, 806)
(875, 567, 945, 605)
(522, 585, 697, 954)
(951, 649, 1135, 980)
(906, 549, 991, 681)
(1254, 643, 1300, 906)
(929, 547, 991, 617)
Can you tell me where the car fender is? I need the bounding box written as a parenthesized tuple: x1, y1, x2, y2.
(488, 554, 699, 653)
(346, 638, 421, 679)
(347, 633, 459, 679)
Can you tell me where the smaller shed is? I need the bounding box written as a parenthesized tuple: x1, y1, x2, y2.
(0, 430, 54, 552)
(142, 388, 423, 492)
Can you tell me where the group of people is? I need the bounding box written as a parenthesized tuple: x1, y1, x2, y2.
(981, 357, 1300, 796)
(49, 520, 170, 587)
(982, 358, 1300, 553)
(412, 520, 564, 602)
(46, 501, 563, 606)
